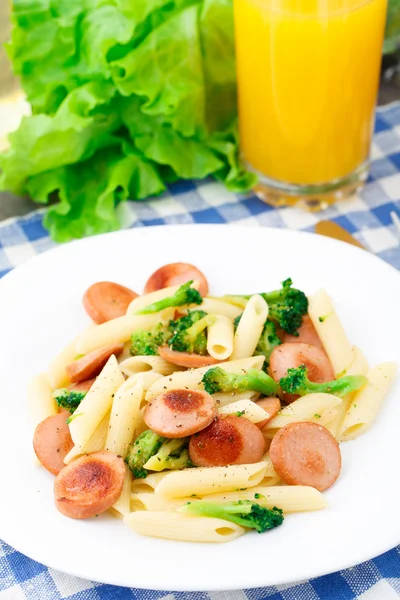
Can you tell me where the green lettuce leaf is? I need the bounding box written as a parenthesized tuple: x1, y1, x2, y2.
(1, 0, 253, 241)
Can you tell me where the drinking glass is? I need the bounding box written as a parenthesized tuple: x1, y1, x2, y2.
(234, 0, 388, 210)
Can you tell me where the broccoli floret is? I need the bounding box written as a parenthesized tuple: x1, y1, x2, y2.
(279, 365, 367, 397)
(143, 438, 190, 472)
(169, 314, 216, 354)
(135, 281, 202, 315)
(180, 500, 284, 533)
(125, 430, 165, 478)
(254, 321, 282, 366)
(53, 389, 86, 413)
(227, 280, 307, 335)
(169, 310, 208, 333)
(260, 278, 308, 335)
(202, 367, 279, 396)
(130, 323, 170, 356)
(233, 314, 242, 331)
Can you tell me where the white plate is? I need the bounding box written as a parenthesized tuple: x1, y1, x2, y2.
(0, 224, 399, 591)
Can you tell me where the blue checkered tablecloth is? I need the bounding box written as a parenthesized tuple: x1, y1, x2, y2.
(0, 103, 400, 599)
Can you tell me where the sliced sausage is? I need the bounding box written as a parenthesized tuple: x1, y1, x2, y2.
(269, 421, 341, 492)
(144, 389, 216, 438)
(269, 342, 335, 403)
(256, 397, 281, 429)
(66, 344, 124, 383)
(83, 282, 138, 324)
(282, 315, 324, 350)
(144, 263, 208, 297)
(158, 346, 222, 368)
(189, 415, 266, 467)
(68, 378, 96, 393)
(54, 451, 126, 519)
(33, 412, 74, 475)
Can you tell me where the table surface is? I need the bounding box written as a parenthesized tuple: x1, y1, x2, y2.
(0, 101, 399, 600)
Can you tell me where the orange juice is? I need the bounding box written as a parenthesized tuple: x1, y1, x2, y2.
(234, 0, 387, 186)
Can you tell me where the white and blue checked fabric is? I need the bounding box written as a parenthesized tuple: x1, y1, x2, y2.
(0, 103, 400, 599)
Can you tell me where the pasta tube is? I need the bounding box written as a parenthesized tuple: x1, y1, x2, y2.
(154, 462, 267, 498)
(68, 355, 124, 449)
(207, 315, 234, 360)
(230, 295, 268, 360)
(308, 289, 353, 376)
(339, 362, 397, 441)
(124, 511, 245, 543)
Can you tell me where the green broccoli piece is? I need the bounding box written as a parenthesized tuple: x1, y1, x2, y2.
(180, 500, 284, 533)
(260, 278, 308, 335)
(169, 314, 216, 354)
(202, 367, 279, 396)
(233, 314, 242, 331)
(229, 279, 308, 335)
(254, 321, 282, 366)
(125, 430, 165, 478)
(279, 364, 368, 397)
(53, 389, 86, 413)
(130, 323, 170, 356)
(135, 281, 202, 315)
(169, 310, 208, 333)
(143, 438, 190, 472)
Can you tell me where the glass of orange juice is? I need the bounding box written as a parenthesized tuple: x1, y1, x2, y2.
(234, 0, 387, 210)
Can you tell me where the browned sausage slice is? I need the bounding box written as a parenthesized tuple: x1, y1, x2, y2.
(83, 282, 138, 324)
(189, 415, 266, 467)
(54, 451, 126, 519)
(282, 315, 324, 350)
(158, 346, 222, 368)
(33, 412, 74, 475)
(144, 389, 216, 438)
(256, 397, 281, 429)
(68, 378, 96, 393)
(269, 342, 335, 402)
(144, 263, 209, 297)
(66, 344, 124, 383)
(270, 421, 341, 491)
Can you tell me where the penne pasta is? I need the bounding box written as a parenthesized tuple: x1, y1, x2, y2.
(131, 472, 169, 494)
(261, 453, 281, 486)
(264, 393, 341, 436)
(28, 373, 58, 429)
(327, 346, 370, 438)
(131, 486, 325, 514)
(198, 298, 243, 319)
(75, 314, 165, 354)
(154, 462, 267, 498)
(213, 390, 260, 407)
(207, 315, 234, 361)
(230, 295, 268, 361)
(47, 337, 79, 388)
(131, 492, 194, 512)
(308, 289, 353, 376)
(339, 362, 397, 441)
(218, 399, 269, 423)
(68, 355, 124, 449)
(204, 485, 327, 512)
(145, 355, 265, 401)
(113, 471, 133, 516)
(64, 410, 111, 464)
(124, 511, 245, 543)
(119, 355, 180, 377)
(105, 377, 144, 458)
(127, 283, 199, 314)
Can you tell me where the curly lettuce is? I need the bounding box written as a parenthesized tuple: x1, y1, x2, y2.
(0, 0, 256, 242)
